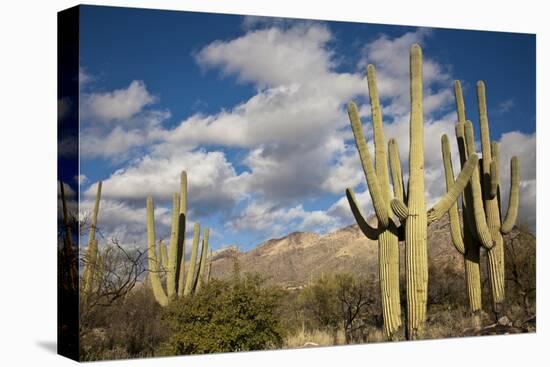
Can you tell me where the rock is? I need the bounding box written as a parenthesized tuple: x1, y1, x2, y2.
(498, 316, 511, 326)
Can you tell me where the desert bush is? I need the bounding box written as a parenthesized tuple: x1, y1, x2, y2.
(159, 274, 286, 355)
(80, 286, 166, 361)
(504, 224, 536, 319)
(299, 273, 377, 344)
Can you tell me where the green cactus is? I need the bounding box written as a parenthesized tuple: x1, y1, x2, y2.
(440, 132, 483, 327)
(194, 227, 210, 292)
(146, 171, 208, 306)
(207, 249, 213, 282)
(82, 181, 102, 297)
(386, 45, 479, 339)
(475, 81, 520, 316)
(184, 223, 201, 296)
(345, 64, 403, 340)
(175, 171, 188, 297)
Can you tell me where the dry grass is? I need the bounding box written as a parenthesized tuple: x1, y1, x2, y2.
(283, 328, 345, 348)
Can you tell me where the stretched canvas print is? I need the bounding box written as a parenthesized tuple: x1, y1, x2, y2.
(57, 4, 536, 361)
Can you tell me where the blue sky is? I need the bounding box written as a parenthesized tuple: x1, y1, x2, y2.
(76, 5, 536, 252)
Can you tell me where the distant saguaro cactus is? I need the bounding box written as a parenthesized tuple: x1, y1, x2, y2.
(82, 181, 102, 298)
(345, 64, 403, 340)
(146, 171, 209, 306)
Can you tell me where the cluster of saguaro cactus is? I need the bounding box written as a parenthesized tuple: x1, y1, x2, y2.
(347, 44, 480, 339)
(443, 81, 519, 320)
(345, 64, 403, 340)
(146, 171, 211, 306)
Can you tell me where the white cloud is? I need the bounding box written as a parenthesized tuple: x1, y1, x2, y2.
(497, 131, 536, 230)
(81, 80, 156, 123)
(85, 147, 246, 217)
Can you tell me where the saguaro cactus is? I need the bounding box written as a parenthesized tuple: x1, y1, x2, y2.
(441, 132, 484, 327)
(82, 181, 102, 297)
(386, 45, 479, 339)
(476, 81, 520, 316)
(146, 171, 208, 306)
(345, 64, 403, 340)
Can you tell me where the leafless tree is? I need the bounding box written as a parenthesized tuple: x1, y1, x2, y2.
(79, 238, 148, 338)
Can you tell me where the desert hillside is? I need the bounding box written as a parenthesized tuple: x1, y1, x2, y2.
(208, 213, 472, 287)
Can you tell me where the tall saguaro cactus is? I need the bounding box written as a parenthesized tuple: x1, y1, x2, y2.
(441, 132, 484, 327)
(146, 171, 209, 306)
(475, 81, 520, 316)
(386, 45, 479, 339)
(345, 64, 403, 340)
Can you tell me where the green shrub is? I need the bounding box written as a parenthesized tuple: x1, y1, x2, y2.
(159, 274, 285, 355)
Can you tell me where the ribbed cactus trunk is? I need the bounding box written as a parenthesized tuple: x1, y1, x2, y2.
(476, 82, 520, 318)
(83, 181, 102, 297)
(194, 227, 210, 292)
(166, 193, 180, 298)
(175, 171, 187, 297)
(207, 249, 213, 282)
(345, 64, 402, 340)
(146, 197, 169, 306)
(184, 223, 201, 296)
(448, 82, 485, 326)
(441, 133, 482, 327)
(404, 44, 428, 340)
(388, 45, 478, 339)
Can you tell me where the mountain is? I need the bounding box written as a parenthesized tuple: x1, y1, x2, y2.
(208, 213, 468, 287)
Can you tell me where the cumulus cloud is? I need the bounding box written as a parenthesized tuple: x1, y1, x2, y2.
(497, 131, 536, 230)
(81, 80, 157, 123)
(85, 147, 246, 217)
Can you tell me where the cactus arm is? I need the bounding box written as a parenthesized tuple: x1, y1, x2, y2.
(177, 255, 186, 297)
(345, 188, 381, 240)
(388, 138, 406, 203)
(440, 135, 465, 255)
(207, 249, 213, 282)
(183, 223, 201, 296)
(477, 82, 493, 180)
(454, 80, 467, 124)
(427, 153, 478, 223)
(161, 241, 169, 270)
(146, 197, 169, 306)
(501, 156, 520, 234)
(157, 240, 165, 270)
(464, 121, 495, 250)
(194, 227, 210, 292)
(175, 171, 187, 296)
(391, 198, 409, 221)
(489, 142, 500, 200)
(87, 181, 102, 245)
(166, 193, 180, 298)
(83, 181, 102, 296)
(347, 101, 389, 228)
(367, 65, 392, 207)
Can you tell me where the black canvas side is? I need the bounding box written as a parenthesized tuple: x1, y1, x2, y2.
(57, 5, 80, 361)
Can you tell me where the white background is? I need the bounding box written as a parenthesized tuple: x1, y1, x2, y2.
(0, 0, 547, 365)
